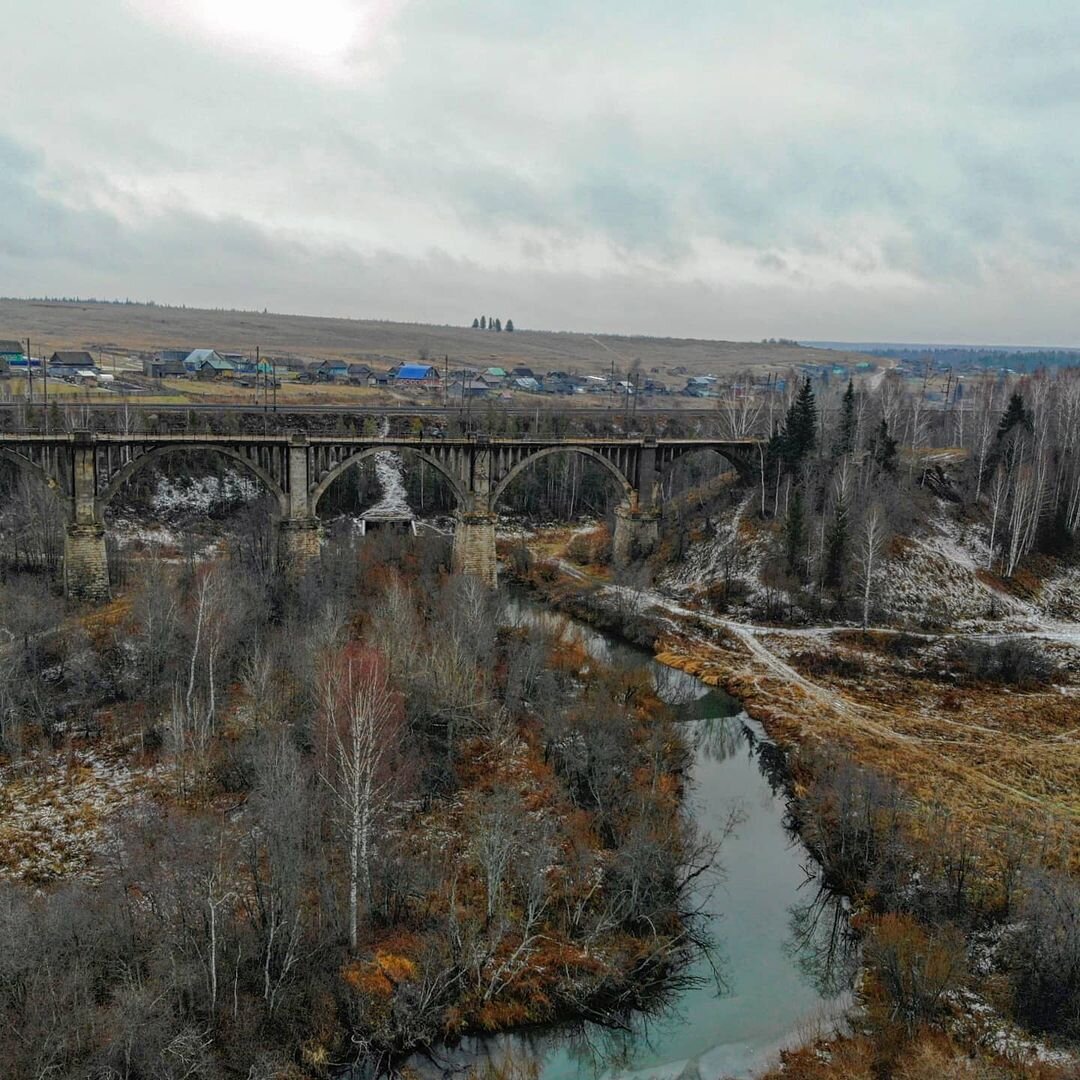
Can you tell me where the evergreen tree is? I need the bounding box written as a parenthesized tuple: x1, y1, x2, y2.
(824, 497, 849, 589)
(781, 378, 818, 469)
(994, 390, 1032, 474)
(833, 379, 856, 457)
(872, 418, 898, 474)
(996, 391, 1030, 440)
(506, 319, 514, 332)
(495, 318, 502, 332)
(472, 317, 480, 329)
(480, 316, 487, 330)
(785, 488, 806, 575)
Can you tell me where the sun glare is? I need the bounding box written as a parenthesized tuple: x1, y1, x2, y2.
(127, 0, 401, 75)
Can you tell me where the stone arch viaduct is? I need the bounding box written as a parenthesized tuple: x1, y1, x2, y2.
(0, 431, 761, 599)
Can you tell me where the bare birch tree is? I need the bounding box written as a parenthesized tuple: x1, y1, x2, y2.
(317, 646, 402, 952)
(856, 506, 888, 628)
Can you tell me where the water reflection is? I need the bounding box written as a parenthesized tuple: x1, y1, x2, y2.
(786, 881, 860, 1000)
(740, 723, 791, 798)
(406, 597, 856, 1080)
(692, 714, 745, 764)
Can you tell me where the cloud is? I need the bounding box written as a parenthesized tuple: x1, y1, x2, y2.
(0, 0, 1078, 343)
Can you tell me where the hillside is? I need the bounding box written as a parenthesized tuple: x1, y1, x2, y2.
(0, 298, 875, 378)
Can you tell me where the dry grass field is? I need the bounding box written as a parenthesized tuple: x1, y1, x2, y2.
(0, 298, 875, 379)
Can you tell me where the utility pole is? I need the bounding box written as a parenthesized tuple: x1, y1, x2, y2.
(258, 346, 269, 434)
(26, 336, 32, 405)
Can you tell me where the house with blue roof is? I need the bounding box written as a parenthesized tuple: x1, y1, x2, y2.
(395, 363, 440, 383)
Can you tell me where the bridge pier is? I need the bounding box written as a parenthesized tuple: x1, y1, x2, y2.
(612, 503, 659, 565)
(452, 510, 498, 586)
(62, 432, 111, 601)
(277, 517, 322, 579)
(64, 522, 110, 602)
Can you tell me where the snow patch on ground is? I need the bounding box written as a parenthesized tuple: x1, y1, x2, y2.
(1040, 567, 1080, 621)
(108, 522, 182, 547)
(0, 748, 161, 883)
(878, 540, 1019, 627)
(363, 450, 413, 518)
(150, 473, 260, 516)
(659, 491, 766, 606)
(949, 986, 1077, 1069)
(872, 506, 1041, 629)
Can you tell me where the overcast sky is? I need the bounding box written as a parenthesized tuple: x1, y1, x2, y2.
(2, 1, 1078, 343)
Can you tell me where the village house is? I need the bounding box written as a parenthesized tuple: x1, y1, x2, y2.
(49, 351, 97, 379)
(543, 375, 577, 395)
(394, 363, 440, 384)
(188, 352, 236, 379)
(0, 340, 25, 377)
(458, 378, 493, 399)
(684, 374, 717, 397)
(143, 349, 189, 378)
(314, 359, 349, 381)
(183, 349, 227, 373)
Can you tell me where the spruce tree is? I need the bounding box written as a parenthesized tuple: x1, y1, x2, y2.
(994, 390, 1031, 474)
(872, 418, 898, 474)
(824, 498, 848, 589)
(782, 378, 818, 469)
(480, 316, 487, 330)
(834, 379, 856, 457)
(472, 318, 480, 329)
(495, 318, 502, 331)
(996, 391, 1030, 440)
(506, 319, 514, 332)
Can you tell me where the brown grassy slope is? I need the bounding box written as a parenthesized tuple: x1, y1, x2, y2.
(0, 298, 877, 377)
(657, 627, 1080, 871)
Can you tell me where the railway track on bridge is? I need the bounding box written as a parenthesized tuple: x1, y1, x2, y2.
(0, 400, 724, 419)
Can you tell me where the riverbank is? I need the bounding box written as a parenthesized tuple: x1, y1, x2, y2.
(501, 545, 1080, 1076)
(427, 593, 856, 1080)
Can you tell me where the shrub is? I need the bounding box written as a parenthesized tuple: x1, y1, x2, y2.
(790, 649, 868, 681)
(1007, 869, 1080, 1038)
(863, 913, 965, 1035)
(948, 638, 1057, 690)
(565, 526, 611, 566)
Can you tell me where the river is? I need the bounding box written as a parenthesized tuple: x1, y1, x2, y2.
(407, 597, 857, 1080)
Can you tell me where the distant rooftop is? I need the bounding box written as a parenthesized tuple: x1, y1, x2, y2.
(396, 363, 437, 380)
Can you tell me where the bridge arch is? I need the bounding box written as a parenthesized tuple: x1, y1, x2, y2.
(490, 445, 635, 510)
(311, 446, 467, 515)
(0, 444, 65, 516)
(659, 444, 756, 488)
(0, 448, 63, 499)
(96, 444, 288, 517)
